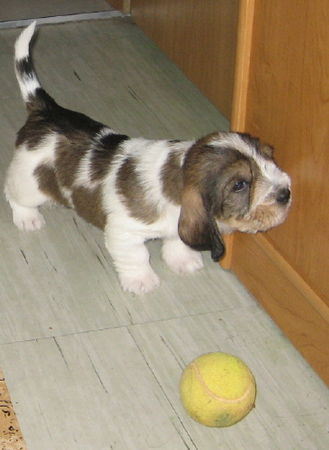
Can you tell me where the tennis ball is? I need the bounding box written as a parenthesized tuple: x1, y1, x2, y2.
(179, 352, 256, 427)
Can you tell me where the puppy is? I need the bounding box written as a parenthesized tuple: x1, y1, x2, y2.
(5, 22, 291, 294)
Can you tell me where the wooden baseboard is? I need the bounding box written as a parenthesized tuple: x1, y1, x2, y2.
(231, 234, 329, 385)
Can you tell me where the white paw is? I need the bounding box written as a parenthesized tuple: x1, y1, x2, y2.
(165, 252, 204, 274)
(119, 270, 160, 295)
(12, 206, 45, 231)
(162, 240, 204, 274)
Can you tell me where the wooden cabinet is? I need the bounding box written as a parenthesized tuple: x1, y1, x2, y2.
(108, 0, 239, 119)
(131, 0, 239, 120)
(110, 0, 329, 384)
(107, 0, 131, 14)
(230, 0, 329, 385)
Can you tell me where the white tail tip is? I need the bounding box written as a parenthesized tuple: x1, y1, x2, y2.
(15, 21, 37, 60)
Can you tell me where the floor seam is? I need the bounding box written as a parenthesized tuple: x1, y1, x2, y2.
(0, 303, 251, 345)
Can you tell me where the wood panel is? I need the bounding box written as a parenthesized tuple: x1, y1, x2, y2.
(232, 234, 329, 385)
(230, 0, 329, 384)
(107, 0, 131, 14)
(245, 0, 329, 306)
(131, 0, 239, 119)
(221, 0, 256, 269)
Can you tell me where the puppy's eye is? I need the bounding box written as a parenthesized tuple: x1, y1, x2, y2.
(233, 180, 249, 192)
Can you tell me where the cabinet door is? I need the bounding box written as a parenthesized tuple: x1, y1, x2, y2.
(107, 1, 131, 13)
(131, 0, 239, 119)
(230, 0, 329, 384)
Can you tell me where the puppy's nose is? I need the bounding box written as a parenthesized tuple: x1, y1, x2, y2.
(276, 188, 291, 205)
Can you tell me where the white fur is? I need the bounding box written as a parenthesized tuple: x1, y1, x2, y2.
(162, 237, 204, 274)
(15, 21, 36, 60)
(5, 134, 57, 230)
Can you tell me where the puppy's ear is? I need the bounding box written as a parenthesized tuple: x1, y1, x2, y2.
(178, 187, 225, 261)
(260, 143, 274, 159)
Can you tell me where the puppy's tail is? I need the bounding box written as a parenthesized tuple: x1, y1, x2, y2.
(15, 21, 49, 111)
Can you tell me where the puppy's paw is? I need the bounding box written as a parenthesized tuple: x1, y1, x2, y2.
(13, 206, 45, 231)
(119, 270, 160, 295)
(162, 240, 204, 274)
(165, 252, 204, 274)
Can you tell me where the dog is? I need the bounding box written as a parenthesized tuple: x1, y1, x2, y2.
(5, 22, 291, 294)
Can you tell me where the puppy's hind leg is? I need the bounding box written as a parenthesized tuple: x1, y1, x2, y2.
(4, 144, 51, 231)
(7, 201, 46, 232)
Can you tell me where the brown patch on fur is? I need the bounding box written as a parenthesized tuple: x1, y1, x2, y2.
(34, 164, 70, 207)
(55, 134, 87, 188)
(71, 186, 106, 229)
(34, 163, 106, 229)
(90, 133, 128, 182)
(161, 148, 184, 204)
(16, 113, 53, 149)
(116, 157, 159, 224)
(90, 151, 113, 182)
(178, 186, 208, 243)
(178, 186, 225, 261)
(182, 133, 226, 187)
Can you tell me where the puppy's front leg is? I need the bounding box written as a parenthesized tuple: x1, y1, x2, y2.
(162, 237, 204, 274)
(105, 226, 160, 295)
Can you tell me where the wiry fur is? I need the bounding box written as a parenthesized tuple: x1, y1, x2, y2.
(4, 22, 292, 294)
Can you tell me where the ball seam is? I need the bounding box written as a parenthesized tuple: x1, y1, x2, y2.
(192, 362, 253, 404)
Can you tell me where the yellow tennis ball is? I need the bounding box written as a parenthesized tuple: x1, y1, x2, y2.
(179, 352, 256, 427)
